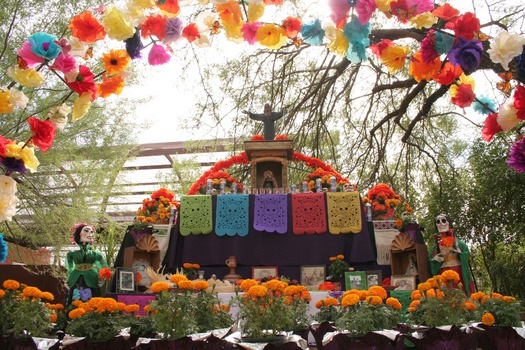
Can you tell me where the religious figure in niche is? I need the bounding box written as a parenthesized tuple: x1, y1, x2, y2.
(243, 103, 286, 140)
(260, 170, 278, 189)
(65, 223, 108, 304)
(428, 214, 475, 296)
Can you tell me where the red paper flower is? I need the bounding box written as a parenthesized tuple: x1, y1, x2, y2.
(156, 0, 181, 15)
(481, 112, 502, 142)
(66, 65, 97, 100)
(281, 16, 301, 39)
(444, 12, 480, 40)
(451, 83, 475, 108)
(433, 62, 463, 86)
(513, 85, 525, 120)
(27, 116, 56, 152)
(141, 14, 167, 41)
(182, 23, 201, 42)
(432, 3, 460, 21)
(68, 11, 106, 44)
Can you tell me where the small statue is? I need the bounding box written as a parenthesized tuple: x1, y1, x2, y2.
(243, 103, 287, 140)
(428, 214, 475, 296)
(260, 170, 278, 189)
(65, 223, 108, 304)
(404, 255, 418, 276)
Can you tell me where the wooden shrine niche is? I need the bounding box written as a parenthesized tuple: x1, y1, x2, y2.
(123, 235, 161, 273)
(244, 140, 294, 190)
(390, 232, 431, 283)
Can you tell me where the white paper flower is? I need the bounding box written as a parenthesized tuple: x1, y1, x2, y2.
(8, 88, 28, 109)
(0, 176, 17, 195)
(487, 31, 525, 71)
(47, 103, 71, 130)
(496, 101, 519, 132)
(0, 193, 18, 222)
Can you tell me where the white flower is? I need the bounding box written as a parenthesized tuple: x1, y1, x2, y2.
(0, 176, 17, 195)
(487, 31, 525, 71)
(0, 193, 18, 221)
(67, 37, 89, 57)
(47, 103, 71, 130)
(496, 101, 519, 132)
(8, 88, 28, 108)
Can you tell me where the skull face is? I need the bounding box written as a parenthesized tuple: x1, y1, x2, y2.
(435, 214, 450, 233)
(80, 226, 94, 244)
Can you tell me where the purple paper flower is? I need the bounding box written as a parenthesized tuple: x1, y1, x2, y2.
(163, 17, 183, 45)
(0, 157, 26, 174)
(448, 37, 483, 71)
(517, 45, 525, 84)
(507, 137, 525, 172)
(125, 29, 144, 59)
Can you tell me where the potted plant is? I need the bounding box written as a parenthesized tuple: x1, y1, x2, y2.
(232, 278, 311, 343)
(327, 254, 350, 289)
(0, 279, 58, 347)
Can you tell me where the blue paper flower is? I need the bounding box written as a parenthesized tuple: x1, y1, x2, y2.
(434, 32, 454, 55)
(472, 96, 497, 115)
(301, 19, 325, 46)
(28, 32, 61, 61)
(448, 38, 483, 71)
(347, 38, 370, 63)
(343, 15, 371, 43)
(517, 45, 525, 83)
(0, 233, 8, 263)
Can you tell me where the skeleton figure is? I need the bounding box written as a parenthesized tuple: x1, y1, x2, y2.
(428, 214, 475, 296)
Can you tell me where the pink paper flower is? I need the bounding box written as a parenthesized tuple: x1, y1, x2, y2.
(356, 0, 377, 25)
(51, 53, 77, 73)
(241, 22, 262, 45)
(148, 44, 171, 66)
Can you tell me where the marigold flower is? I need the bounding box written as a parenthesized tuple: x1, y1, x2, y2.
(169, 274, 188, 285)
(470, 291, 486, 301)
(409, 299, 421, 309)
(125, 304, 140, 313)
(440, 270, 460, 284)
(341, 293, 360, 307)
(150, 281, 170, 293)
(463, 301, 477, 311)
(0, 289, 5, 298)
(247, 285, 267, 298)
(41, 291, 55, 301)
(193, 280, 209, 291)
(482, 312, 495, 326)
(386, 297, 402, 310)
(366, 295, 383, 305)
(367, 286, 387, 300)
(178, 280, 194, 290)
(49, 313, 58, 322)
(22, 286, 43, 298)
(502, 296, 516, 303)
(3, 279, 20, 290)
(69, 308, 86, 319)
(266, 279, 286, 292)
(240, 279, 259, 292)
(411, 289, 422, 300)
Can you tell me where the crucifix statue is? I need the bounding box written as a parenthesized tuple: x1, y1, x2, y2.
(243, 103, 287, 140)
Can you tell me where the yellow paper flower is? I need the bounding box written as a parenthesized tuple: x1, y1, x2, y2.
(5, 142, 39, 172)
(327, 28, 349, 57)
(103, 4, 135, 41)
(222, 22, 244, 43)
(375, 0, 393, 17)
(0, 89, 14, 114)
(130, 0, 155, 9)
(410, 12, 438, 29)
(72, 92, 92, 121)
(256, 24, 287, 49)
(380, 45, 411, 72)
(248, 1, 265, 22)
(7, 66, 45, 87)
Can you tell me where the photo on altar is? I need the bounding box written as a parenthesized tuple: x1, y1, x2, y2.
(300, 265, 326, 290)
(252, 266, 278, 281)
(391, 275, 416, 291)
(365, 270, 383, 287)
(344, 271, 367, 290)
(117, 267, 136, 293)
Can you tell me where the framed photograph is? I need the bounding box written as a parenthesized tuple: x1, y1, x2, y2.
(300, 265, 326, 290)
(365, 270, 383, 287)
(117, 267, 136, 293)
(391, 275, 416, 291)
(344, 271, 367, 290)
(252, 266, 278, 281)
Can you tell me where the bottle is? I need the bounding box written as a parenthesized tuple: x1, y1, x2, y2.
(231, 182, 237, 194)
(206, 179, 212, 195)
(330, 176, 336, 192)
(220, 180, 226, 194)
(315, 178, 322, 193)
(365, 203, 373, 222)
(302, 181, 308, 193)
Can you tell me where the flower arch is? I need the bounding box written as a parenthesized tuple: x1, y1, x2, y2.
(186, 149, 352, 195)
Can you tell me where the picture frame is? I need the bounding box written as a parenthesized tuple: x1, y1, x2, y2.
(117, 267, 136, 293)
(252, 266, 278, 281)
(300, 265, 326, 290)
(391, 275, 416, 291)
(344, 271, 367, 290)
(365, 270, 383, 287)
